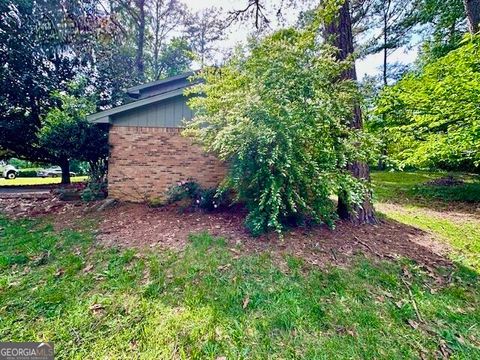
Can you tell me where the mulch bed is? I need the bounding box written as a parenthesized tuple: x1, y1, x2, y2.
(1, 193, 453, 271)
(98, 202, 453, 270)
(0, 192, 83, 218)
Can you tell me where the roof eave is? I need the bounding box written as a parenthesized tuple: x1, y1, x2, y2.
(126, 71, 196, 95)
(89, 116, 111, 124)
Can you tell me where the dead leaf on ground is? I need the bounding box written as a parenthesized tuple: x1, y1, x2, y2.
(402, 266, 413, 279)
(82, 264, 94, 273)
(217, 263, 231, 271)
(55, 268, 65, 277)
(242, 295, 250, 309)
(438, 339, 453, 358)
(335, 326, 357, 337)
(89, 303, 105, 314)
(407, 319, 419, 330)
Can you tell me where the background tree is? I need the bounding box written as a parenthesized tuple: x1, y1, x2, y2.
(185, 7, 226, 67)
(359, 0, 413, 85)
(321, 0, 377, 223)
(149, 37, 193, 79)
(375, 34, 480, 172)
(40, 82, 109, 184)
(403, 0, 467, 63)
(147, 0, 188, 80)
(116, 0, 147, 80)
(0, 0, 118, 180)
(464, 0, 480, 33)
(0, 0, 84, 164)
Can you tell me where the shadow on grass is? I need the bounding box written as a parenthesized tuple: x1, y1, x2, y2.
(372, 171, 480, 214)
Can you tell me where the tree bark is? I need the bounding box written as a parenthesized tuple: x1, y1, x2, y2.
(382, 0, 390, 87)
(464, 0, 480, 33)
(60, 159, 71, 185)
(324, 0, 377, 224)
(135, 0, 146, 80)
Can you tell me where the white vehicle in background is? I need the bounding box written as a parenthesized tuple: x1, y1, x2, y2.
(0, 162, 18, 179)
(36, 166, 76, 178)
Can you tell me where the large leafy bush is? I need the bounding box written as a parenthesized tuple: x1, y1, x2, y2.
(184, 29, 375, 235)
(375, 35, 480, 171)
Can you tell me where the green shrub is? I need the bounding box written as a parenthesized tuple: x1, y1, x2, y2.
(166, 180, 229, 211)
(185, 29, 376, 235)
(81, 181, 107, 201)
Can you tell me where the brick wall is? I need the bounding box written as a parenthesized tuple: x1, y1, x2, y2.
(108, 126, 227, 202)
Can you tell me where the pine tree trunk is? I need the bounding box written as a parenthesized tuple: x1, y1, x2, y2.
(464, 0, 480, 33)
(324, 0, 377, 224)
(135, 0, 146, 80)
(60, 159, 71, 185)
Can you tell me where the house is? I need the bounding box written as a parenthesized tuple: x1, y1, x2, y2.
(87, 72, 226, 202)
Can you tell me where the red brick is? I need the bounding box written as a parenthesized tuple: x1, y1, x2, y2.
(107, 126, 227, 202)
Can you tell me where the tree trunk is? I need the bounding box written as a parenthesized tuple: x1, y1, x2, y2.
(324, 0, 377, 224)
(464, 0, 480, 33)
(382, 0, 390, 87)
(135, 0, 146, 80)
(153, 0, 161, 80)
(60, 159, 71, 185)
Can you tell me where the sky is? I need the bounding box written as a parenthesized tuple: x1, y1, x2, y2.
(180, 0, 419, 79)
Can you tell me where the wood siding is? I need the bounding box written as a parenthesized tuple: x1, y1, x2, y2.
(111, 95, 193, 128)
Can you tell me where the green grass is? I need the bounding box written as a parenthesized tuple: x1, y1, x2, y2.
(372, 170, 480, 271)
(371, 171, 480, 204)
(384, 206, 480, 271)
(0, 176, 87, 186)
(1, 170, 479, 358)
(0, 217, 479, 359)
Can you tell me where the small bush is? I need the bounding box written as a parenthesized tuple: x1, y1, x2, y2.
(148, 197, 166, 208)
(81, 181, 107, 201)
(166, 180, 229, 211)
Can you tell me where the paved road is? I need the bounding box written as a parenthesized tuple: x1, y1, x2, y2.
(0, 187, 51, 195)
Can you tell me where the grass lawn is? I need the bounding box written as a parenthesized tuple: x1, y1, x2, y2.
(0, 176, 87, 186)
(371, 171, 480, 272)
(371, 171, 480, 204)
(0, 171, 479, 359)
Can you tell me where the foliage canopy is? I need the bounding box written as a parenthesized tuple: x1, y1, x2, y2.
(185, 29, 377, 235)
(375, 34, 480, 171)
(41, 82, 109, 180)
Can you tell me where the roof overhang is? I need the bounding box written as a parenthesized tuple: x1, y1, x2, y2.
(87, 88, 185, 124)
(126, 71, 195, 97)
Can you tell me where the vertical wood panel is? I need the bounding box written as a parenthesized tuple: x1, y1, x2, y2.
(111, 95, 194, 127)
